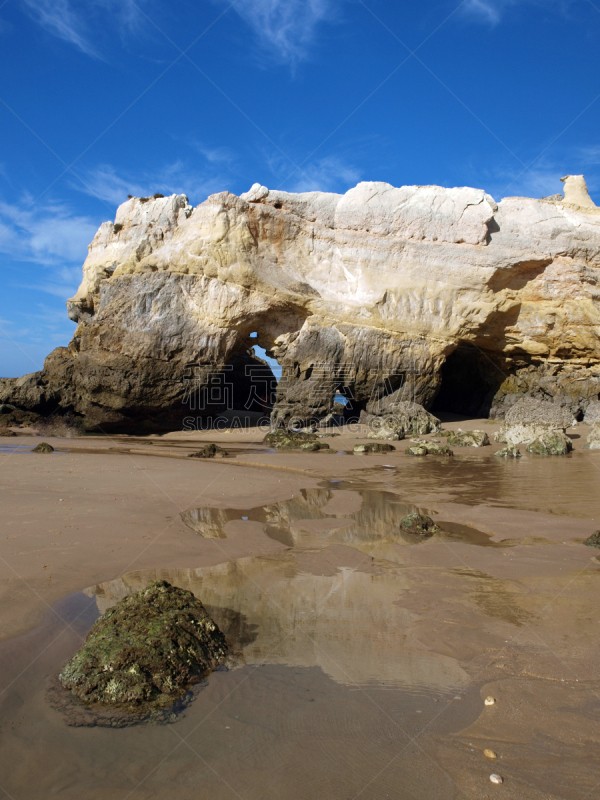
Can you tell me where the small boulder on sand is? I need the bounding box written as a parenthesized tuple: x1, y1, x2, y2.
(189, 444, 227, 458)
(446, 429, 489, 447)
(400, 513, 440, 537)
(59, 580, 227, 713)
(494, 444, 521, 458)
(264, 429, 318, 450)
(32, 442, 54, 453)
(354, 442, 395, 454)
(495, 398, 575, 445)
(364, 402, 441, 440)
(584, 422, 600, 450)
(583, 402, 600, 425)
(526, 431, 573, 456)
(583, 531, 600, 549)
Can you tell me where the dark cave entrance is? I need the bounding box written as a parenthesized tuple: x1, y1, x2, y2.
(432, 344, 507, 418)
(223, 337, 278, 425)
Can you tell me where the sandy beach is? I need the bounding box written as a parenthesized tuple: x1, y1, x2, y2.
(1, 419, 599, 799)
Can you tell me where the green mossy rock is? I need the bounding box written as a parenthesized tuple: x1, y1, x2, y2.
(424, 443, 453, 456)
(264, 429, 318, 450)
(299, 441, 330, 451)
(526, 431, 573, 456)
(188, 444, 227, 458)
(353, 442, 395, 454)
(405, 445, 428, 456)
(494, 445, 522, 458)
(400, 513, 440, 537)
(446, 429, 490, 447)
(59, 580, 227, 712)
(32, 442, 54, 453)
(583, 531, 600, 549)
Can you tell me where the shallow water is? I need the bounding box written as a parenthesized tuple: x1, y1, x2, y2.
(0, 444, 36, 454)
(180, 484, 501, 549)
(1, 478, 600, 798)
(0, 562, 482, 799)
(0, 592, 481, 799)
(363, 449, 600, 518)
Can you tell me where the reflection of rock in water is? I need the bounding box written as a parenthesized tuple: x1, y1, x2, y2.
(180, 487, 430, 550)
(179, 486, 499, 556)
(86, 556, 469, 692)
(451, 568, 534, 627)
(180, 507, 233, 539)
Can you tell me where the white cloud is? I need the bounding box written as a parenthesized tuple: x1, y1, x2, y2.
(462, 0, 513, 24)
(0, 199, 97, 263)
(21, 0, 98, 56)
(20, 0, 149, 57)
(265, 152, 360, 193)
(289, 156, 361, 192)
(465, 148, 600, 202)
(462, 0, 574, 24)
(220, 0, 337, 64)
(76, 160, 234, 207)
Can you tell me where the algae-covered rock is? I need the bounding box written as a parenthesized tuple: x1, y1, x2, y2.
(494, 444, 521, 458)
(583, 422, 600, 450)
(299, 441, 330, 452)
(353, 442, 395, 454)
(188, 444, 227, 458)
(59, 580, 227, 712)
(263, 429, 318, 450)
(495, 398, 575, 445)
(526, 431, 573, 455)
(446, 429, 489, 447)
(365, 402, 440, 440)
(583, 531, 600, 548)
(405, 445, 428, 456)
(400, 513, 440, 536)
(423, 442, 453, 456)
(32, 442, 54, 453)
(1, 430, 17, 438)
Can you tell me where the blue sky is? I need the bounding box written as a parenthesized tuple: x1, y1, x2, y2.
(1, 0, 600, 377)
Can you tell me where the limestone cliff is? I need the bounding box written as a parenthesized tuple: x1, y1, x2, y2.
(2, 179, 600, 430)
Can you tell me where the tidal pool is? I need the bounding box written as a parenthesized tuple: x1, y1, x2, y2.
(1, 480, 599, 799)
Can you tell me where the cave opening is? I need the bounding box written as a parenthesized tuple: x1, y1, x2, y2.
(431, 343, 507, 418)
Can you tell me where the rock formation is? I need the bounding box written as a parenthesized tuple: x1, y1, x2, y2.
(561, 175, 597, 209)
(1, 176, 600, 431)
(59, 580, 227, 712)
(495, 397, 575, 445)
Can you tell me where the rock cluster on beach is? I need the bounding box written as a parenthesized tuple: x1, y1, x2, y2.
(59, 580, 227, 712)
(494, 397, 576, 454)
(1, 177, 599, 431)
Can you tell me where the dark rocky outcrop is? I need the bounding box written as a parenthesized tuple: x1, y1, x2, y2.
(188, 444, 227, 458)
(59, 581, 227, 713)
(400, 513, 440, 536)
(32, 442, 54, 453)
(353, 442, 395, 454)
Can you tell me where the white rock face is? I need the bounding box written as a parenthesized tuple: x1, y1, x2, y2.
(561, 175, 597, 208)
(2, 179, 600, 430)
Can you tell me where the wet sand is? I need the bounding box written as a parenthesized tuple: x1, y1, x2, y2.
(1, 419, 600, 798)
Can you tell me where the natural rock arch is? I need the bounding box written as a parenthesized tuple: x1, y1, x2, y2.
(1, 179, 599, 431)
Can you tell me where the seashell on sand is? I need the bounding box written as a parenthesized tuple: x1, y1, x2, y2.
(490, 774, 503, 784)
(484, 696, 496, 706)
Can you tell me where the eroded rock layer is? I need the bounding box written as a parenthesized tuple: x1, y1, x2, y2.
(2, 181, 600, 429)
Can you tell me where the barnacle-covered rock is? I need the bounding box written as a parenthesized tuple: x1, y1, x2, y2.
(526, 430, 573, 455)
(59, 580, 227, 712)
(400, 513, 440, 536)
